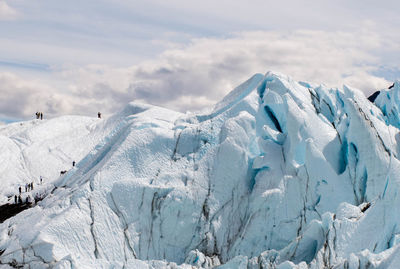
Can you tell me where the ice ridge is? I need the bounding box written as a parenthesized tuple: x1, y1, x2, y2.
(0, 72, 400, 268)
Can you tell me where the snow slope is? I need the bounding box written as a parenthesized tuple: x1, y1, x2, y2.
(0, 115, 112, 204)
(1, 72, 400, 268)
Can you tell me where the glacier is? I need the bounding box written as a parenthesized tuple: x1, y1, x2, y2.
(0, 71, 400, 268)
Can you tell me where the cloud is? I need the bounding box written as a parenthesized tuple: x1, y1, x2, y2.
(105, 29, 391, 111)
(0, 29, 396, 120)
(0, 72, 63, 119)
(0, 1, 17, 20)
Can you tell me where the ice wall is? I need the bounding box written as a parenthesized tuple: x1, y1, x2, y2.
(0, 72, 400, 268)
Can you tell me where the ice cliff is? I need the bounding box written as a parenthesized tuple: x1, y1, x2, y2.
(1, 72, 400, 268)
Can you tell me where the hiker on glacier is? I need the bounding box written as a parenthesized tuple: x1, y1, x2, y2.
(19, 186, 21, 195)
(34, 193, 42, 203)
(14, 195, 17, 204)
(98, 112, 101, 119)
(72, 161, 76, 167)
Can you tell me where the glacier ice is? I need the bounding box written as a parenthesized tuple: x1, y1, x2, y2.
(1, 72, 400, 268)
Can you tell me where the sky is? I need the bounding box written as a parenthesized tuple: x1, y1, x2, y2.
(1, 0, 400, 121)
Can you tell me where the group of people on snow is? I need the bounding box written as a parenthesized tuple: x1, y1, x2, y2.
(60, 161, 75, 175)
(35, 112, 102, 120)
(35, 112, 44, 120)
(14, 177, 43, 205)
(24, 182, 34, 192)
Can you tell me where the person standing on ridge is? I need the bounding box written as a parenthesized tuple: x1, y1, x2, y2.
(98, 112, 101, 119)
(19, 186, 22, 195)
(40, 112, 43, 120)
(72, 161, 76, 167)
(14, 195, 17, 204)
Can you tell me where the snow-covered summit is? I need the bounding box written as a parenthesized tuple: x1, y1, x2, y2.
(1, 71, 400, 268)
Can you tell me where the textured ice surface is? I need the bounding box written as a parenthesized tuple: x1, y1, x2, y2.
(1, 72, 400, 268)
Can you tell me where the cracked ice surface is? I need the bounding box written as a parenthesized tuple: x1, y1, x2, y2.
(1, 72, 400, 268)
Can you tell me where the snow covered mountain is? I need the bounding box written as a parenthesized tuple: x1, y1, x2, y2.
(1, 71, 400, 268)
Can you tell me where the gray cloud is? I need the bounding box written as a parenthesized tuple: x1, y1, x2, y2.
(124, 29, 391, 110)
(0, 28, 396, 120)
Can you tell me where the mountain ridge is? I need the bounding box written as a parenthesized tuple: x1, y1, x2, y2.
(0, 71, 400, 268)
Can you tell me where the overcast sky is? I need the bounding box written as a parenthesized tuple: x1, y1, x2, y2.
(1, 0, 400, 121)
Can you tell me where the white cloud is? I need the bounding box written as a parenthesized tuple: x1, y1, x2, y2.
(120, 29, 391, 109)
(0, 29, 395, 120)
(0, 72, 67, 119)
(0, 1, 17, 20)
